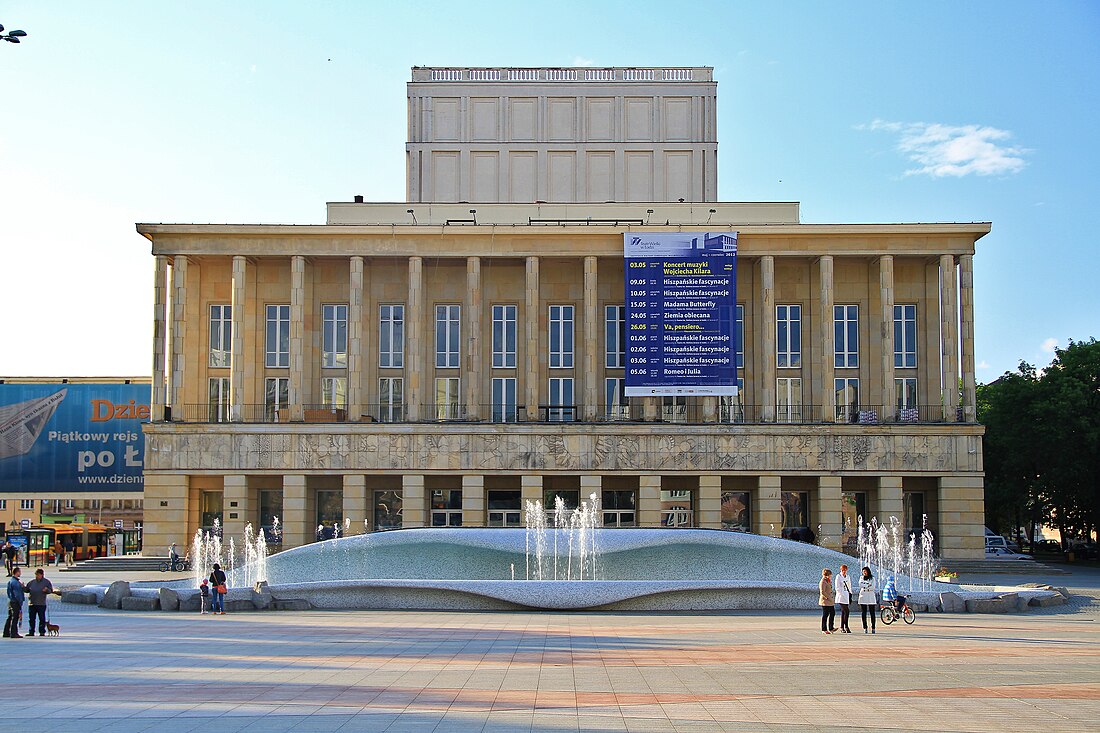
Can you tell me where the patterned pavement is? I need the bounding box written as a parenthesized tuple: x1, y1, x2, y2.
(4, 596, 1098, 733)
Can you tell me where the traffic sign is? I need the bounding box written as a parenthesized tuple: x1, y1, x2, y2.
(19, 519, 30, 529)
(113, 520, 124, 529)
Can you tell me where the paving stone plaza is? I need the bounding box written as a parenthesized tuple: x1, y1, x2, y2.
(7, 568, 1099, 733)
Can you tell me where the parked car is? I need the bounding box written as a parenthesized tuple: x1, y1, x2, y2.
(985, 546, 1032, 560)
(1068, 542, 1099, 560)
(1033, 539, 1065, 554)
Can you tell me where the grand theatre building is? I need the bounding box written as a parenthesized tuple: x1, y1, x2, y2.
(138, 67, 987, 560)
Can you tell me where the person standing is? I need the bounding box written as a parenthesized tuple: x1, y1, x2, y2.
(209, 563, 227, 615)
(858, 566, 877, 634)
(3, 541, 16, 577)
(4, 567, 25, 638)
(819, 568, 836, 634)
(835, 564, 853, 633)
(63, 537, 75, 567)
(25, 568, 54, 637)
(54, 540, 64, 568)
(168, 543, 180, 571)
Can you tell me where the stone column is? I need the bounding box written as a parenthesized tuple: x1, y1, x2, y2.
(579, 475, 602, 507)
(169, 255, 188, 415)
(940, 254, 960, 421)
(698, 475, 722, 529)
(466, 257, 482, 420)
(937, 476, 984, 560)
(525, 256, 540, 421)
(755, 475, 782, 537)
(521, 475, 543, 520)
(462, 475, 485, 526)
(289, 256, 306, 422)
(818, 256, 835, 423)
(407, 256, 424, 421)
(876, 476, 903, 523)
(142, 473, 188, 556)
(878, 256, 896, 421)
(644, 397, 659, 422)
(816, 475, 843, 550)
(583, 256, 598, 421)
(222, 474, 249, 541)
(959, 254, 977, 422)
(342, 474, 367, 534)
(401, 474, 425, 528)
(151, 255, 169, 422)
(758, 256, 776, 421)
(638, 475, 662, 526)
(281, 475, 308, 549)
(348, 256, 365, 421)
(230, 256, 248, 422)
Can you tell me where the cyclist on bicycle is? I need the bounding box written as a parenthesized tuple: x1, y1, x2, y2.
(882, 575, 897, 608)
(168, 543, 180, 571)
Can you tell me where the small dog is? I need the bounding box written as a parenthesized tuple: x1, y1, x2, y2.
(45, 622, 60, 637)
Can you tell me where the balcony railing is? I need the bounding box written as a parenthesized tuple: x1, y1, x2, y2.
(167, 403, 969, 426)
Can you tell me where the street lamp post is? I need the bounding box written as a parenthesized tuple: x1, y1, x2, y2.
(1, 24, 28, 43)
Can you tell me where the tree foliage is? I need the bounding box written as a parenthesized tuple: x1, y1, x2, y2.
(978, 338, 1100, 544)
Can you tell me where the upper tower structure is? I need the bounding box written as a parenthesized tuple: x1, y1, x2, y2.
(406, 66, 717, 204)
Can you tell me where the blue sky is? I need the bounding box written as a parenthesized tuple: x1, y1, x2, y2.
(1, 1, 1096, 379)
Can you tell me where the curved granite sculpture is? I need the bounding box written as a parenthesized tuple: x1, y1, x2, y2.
(192, 528, 955, 611)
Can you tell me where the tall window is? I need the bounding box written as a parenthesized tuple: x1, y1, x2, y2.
(604, 377, 629, 420)
(776, 304, 802, 368)
(721, 491, 751, 532)
(373, 490, 403, 531)
(896, 377, 918, 412)
(603, 490, 636, 527)
(834, 377, 859, 422)
(322, 304, 348, 368)
(378, 377, 404, 422)
(209, 304, 232, 368)
(321, 377, 347, 410)
(379, 304, 404, 368)
(549, 305, 574, 368)
(776, 377, 802, 423)
(735, 304, 745, 369)
(782, 491, 810, 534)
(661, 396, 687, 423)
(548, 377, 574, 422)
(492, 377, 517, 423)
(434, 377, 461, 420)
(834, 304, 859, 368)
(487, 490, 522, 527)
(315, 490, 343, 540)
(719, 378, 745, 423)
(661, 489, 694, 528)
(894, 304, 917, 368)
(435, 305, 461, 368)
(208, 377, 230, 423)
(265, 305, 290, 368)
(492, 305, 517, 368)
(264, 377, 289, 422)
(605, 305, 626, 368)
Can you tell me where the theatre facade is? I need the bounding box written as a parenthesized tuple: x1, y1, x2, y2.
(137, 67, 987, 559)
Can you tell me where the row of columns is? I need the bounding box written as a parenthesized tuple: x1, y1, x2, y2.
(146, 471, 981, 558)
(151, 253, 978, 421)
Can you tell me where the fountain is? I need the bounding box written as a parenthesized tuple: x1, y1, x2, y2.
(76, 510, 1062, 614)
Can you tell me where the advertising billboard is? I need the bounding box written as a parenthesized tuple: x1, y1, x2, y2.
(0, 383, 148, 492)
(623, 232, 738, 396)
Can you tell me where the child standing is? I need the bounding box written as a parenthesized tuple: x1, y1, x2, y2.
(199, 579, 210, 614)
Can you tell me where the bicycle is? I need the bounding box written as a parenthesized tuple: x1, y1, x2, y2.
(880, 599, 916, 625)
(160, 559, 192, 572)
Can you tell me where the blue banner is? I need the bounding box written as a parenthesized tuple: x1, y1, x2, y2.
(0, 383, 148, 492)
(623, 232, 738, 396)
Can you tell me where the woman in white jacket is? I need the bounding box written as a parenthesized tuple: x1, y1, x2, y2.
(857, 566, 877, 634)
(835, 564, 853, 633)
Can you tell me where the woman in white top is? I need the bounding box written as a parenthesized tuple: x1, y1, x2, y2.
(857, 566, 877, 634)
(835, 564, 853, 633)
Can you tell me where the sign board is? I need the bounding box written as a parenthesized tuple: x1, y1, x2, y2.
(114, 520, 124, 530)
(623, 232, 738, 396)
(19, 519, 30, 530)
(0, 383, 149, 493)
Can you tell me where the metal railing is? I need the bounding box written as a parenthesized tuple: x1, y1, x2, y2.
(165, 402, 970, 426)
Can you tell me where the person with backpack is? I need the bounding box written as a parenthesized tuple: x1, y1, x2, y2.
(209, 563, 227, 614)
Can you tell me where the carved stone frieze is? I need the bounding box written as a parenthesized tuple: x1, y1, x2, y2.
(144, 423, 984, 475)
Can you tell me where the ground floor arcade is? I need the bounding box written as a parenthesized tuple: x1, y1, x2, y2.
(143, 472, 983, 559)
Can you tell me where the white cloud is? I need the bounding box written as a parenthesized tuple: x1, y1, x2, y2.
(572, 56, 595, 67)
(1040, 337, 1060, 354)
(864, 119, 1029, 177)
(977, 360, 990, 370)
